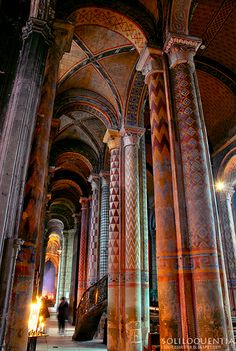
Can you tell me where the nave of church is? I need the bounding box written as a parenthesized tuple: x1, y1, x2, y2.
(0, 0, 236, 350)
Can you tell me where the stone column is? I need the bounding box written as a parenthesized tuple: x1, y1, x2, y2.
(58, 232, 68, 300)
(139, 135, 150, 346)
(137, 48, 181, 346)
(77, 198, 89, 303)
(103, 129, 121, 351)
(122, 126, 144, 351)
(0, 239, 24, 349)
(0, 18, 51, 261)
(218, 189, 236, 315)
(87, 175, 100, 286)
(99, 171, 110, 279)
(63, 229, 75, 303)
(70, 213, 81, 324)
(47, 219, 64, 305)
(4, 21, 73, 351)
(149, 222, 158, 304)
(164, 34, 232, 349)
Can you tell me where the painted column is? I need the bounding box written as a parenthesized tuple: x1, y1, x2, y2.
(137, 48, 181, 347)
(164, 34, 232, 349)
(58, 231, 68, 300)
(87, 175, 100, 286)
(63, 229, 75, 303)
(99, 171, 110, 279)
(122, 126, 144, 351)
(4, 21, 74, 351)
(148, 207, 158, 304)
(218, 189, 236, 316)
(77, 198, 89, 303)
(70, 213, 81, 324)
(139, 135, 150, 346)
(103, 129, 121, 351)
(0, 239, 24, 350)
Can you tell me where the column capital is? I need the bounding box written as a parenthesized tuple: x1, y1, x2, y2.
(79, 197, 89, 209)
(99, 171, 110, 187)
(47, 218, 64, 235)
(164, 33, 202, 69)
(22, 18, 52, 44)
(88, 173, 100, 190)
(52, 19, 74, 59)
(136, 46, 163, 82)
(103, 129, 121, 150)
(121, 126, 145, 147)
(13, 238, 25, 251)
(219, 187, 235, 202)
(73, 212, 81, 224)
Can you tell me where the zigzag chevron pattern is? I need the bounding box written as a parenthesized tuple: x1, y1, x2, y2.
(124, 143, 141, 270)
(108, 148, 120, 273)
(148, 73, 174, 209)
(148, 72, 178, 274)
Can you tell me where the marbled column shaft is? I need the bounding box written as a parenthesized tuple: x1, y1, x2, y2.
(165, 34, 231, 349)
(5, 21, 74, 351)
(87, 175, 100, 286)
(77, 198, 89, 304)
(103, 129, 121, 351)
(99, 172, 110, 279)
(123, 128, 143, 351)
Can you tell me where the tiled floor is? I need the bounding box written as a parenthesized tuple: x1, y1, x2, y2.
(36, 311, 107, 351)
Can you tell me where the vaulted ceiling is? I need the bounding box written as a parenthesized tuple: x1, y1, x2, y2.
(46, 0, 236, 227)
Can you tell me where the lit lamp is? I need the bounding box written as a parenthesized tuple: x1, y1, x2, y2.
(215, 180, 225, 192)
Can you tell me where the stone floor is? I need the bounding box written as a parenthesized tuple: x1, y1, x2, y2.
(36, 310, 107, 351)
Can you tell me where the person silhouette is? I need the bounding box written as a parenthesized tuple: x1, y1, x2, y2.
(57, 297, 69, 334)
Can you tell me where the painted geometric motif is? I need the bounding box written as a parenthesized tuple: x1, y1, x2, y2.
(171, 63, 216, 250)
(71, 8, 147, 52)
(124, 140, 141, 270)
(88, 180, 100, 285)
(108, 148, 120, 279)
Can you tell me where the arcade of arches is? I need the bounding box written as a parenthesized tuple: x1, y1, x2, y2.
(0, 0, 236, 350)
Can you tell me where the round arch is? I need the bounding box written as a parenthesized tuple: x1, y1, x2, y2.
(218, 147, 236, 188)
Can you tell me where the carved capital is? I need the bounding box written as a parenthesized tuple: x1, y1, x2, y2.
(88, 173, 100, 191)
(73, 212, 81, 223)
(121, 126, 145, 148)
(22, 18, 52, 44)
(164, 33, 201, 69)
(99, 171, 110, 187)
(47, 218, 64, 235)
(52, 20, 74, 59)
(79, 197, 89, 209)
(13, 238, 25, 251)
(103, 129, 121, 151)
(136, 46, 163, 83)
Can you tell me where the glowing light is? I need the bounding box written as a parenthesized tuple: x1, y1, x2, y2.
(215, 181, 226, 191)
(28, 297, 41, 333)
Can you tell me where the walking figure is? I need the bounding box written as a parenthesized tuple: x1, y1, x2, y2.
(57, 297, 69, 334)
